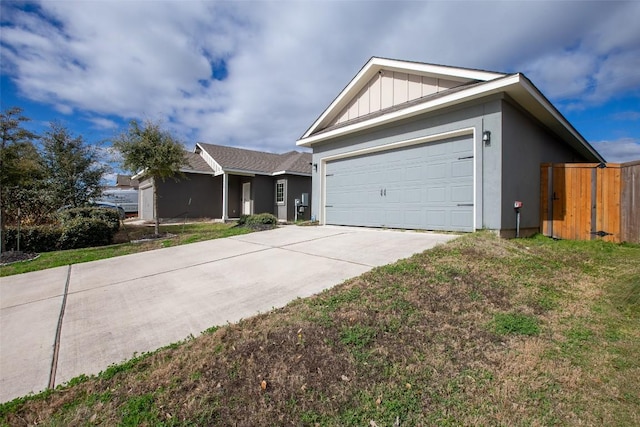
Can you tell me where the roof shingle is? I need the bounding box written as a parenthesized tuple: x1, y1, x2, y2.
(183, 151, 214, 173)
(197, 143, 311, 175)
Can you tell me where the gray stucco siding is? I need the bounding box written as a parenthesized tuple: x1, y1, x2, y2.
(251, 175, 275, 216)
(156, 174, 218, 219)
(500, 100, 588, 234)
(283, 175, 312, 221)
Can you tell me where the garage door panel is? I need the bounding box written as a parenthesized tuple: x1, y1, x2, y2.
(452, 137, 473, 153)
(426, 210, 447, 228)
(325, 135, 473, 231)
(451, 185, 473, 202)
(452, 159, 473, 177)
(405, 165, 423, 181)
(451, 210, 473, 227)
(428, 163, 448, 179)
(426, 187, 446, 203)
(402, 187, 422, 203)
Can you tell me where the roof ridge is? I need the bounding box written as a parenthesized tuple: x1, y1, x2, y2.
(370, 55, 508, 76)
(276, 151, 305, 172)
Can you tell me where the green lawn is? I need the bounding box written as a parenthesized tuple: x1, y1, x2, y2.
(1, 232, 639, 426)
(0, 222, 252, 277)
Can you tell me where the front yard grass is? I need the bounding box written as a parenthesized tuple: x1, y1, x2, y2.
(0, 221, 251, 277)
(1, 232, 639, 426)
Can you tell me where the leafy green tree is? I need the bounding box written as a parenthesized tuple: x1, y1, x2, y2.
(112, 119, 187, 235)
(0, 107, 42, 253)
(41, 122, 108, 210)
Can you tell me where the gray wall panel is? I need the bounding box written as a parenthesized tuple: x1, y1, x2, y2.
(156, 174, 218, 219)
(501, 100, 587, 232)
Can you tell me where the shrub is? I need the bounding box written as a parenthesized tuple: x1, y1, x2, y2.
(244, 213, 278, 230)
(4, 207, 121, 253)
(58, 217, 114, 250)
(58, 207, 120, 234)
(87, 208, 121, 234)
(237, 214, 250, 226)
(4, 225, 62, 253)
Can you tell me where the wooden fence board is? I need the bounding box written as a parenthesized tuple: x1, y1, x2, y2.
(621, 162, 640, 243)
(540, 162, 639, 243)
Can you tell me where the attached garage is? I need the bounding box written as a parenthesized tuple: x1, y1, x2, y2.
(324, 135, 474, 231)
(297, 57, 604, 236)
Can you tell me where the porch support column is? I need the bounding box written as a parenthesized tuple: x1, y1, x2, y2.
(222, 172, 229, 221)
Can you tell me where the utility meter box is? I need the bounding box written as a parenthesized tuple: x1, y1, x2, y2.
(301, 193, 309, 207)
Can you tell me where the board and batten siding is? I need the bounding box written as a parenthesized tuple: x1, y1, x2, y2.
(331, 71, 469, 126)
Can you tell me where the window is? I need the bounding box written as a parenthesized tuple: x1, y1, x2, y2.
(276, 181, 285, 204)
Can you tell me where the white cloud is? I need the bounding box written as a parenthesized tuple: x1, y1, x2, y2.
(87, 117, 119, 130)
(612, 111, 640, 122)
(1, 0, 638, 153)
(522, 51, 597, 100)
(593, 138, 640, 163)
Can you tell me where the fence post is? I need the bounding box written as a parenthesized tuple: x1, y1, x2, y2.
(590, 167, 597, 240)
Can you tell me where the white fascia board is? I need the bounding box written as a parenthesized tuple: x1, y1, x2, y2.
(271, 170, 312, 177)
(299, 57, 506, 141)
(373, 57, 505, 81)
(300, 59, 377, 140)
(213, 168, 259, 177)
(195, 142, 224, 174)
(298, 74, 522, 147)
(131, 169, 147, 181)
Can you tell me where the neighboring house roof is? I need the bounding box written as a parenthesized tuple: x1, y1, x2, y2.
(297, 56, 604, 163)
(196, 143, 311, 176)
(115, 174, 139, 188)
(134, 145, 311, 180)
(182, 151, 215, 174)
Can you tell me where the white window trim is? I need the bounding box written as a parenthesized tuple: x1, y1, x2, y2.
(276, 180, 286, 205)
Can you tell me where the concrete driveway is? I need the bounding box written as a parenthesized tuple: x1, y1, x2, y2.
(0, 225, 456, 403)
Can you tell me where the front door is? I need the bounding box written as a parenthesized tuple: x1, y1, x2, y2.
(242, 182, 251, 215)
(276, 179, 287, 221)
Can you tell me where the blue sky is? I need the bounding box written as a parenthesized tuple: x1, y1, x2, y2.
(1, 1, 639, 183)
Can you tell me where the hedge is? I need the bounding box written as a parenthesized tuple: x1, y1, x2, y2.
(4, 207, 121, 253)
(58, 217, 114, 250)
(3, 225, 62, 253)
(57, 207, 121, 235)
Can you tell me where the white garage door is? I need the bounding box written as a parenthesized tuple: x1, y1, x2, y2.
(325, 135, 473, 231)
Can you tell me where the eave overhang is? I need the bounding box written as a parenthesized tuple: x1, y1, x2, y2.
(297, 73, 604, 163)
(299, 57, 505, 141)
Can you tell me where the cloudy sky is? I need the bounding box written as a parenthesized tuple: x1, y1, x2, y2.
(2, 0, 639, 177)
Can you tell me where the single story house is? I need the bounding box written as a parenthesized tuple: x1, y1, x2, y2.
(115, 174, 139, 190)
(296, 57, 604, 237)
(136, 143, 312, 222)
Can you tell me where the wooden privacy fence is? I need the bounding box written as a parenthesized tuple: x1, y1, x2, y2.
(540, 161, 640, 243)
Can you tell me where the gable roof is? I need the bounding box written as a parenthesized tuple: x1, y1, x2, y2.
(115, 174, 139, 188)
(297, 56, 603, 163)
(196, 143, 311, 176)
(182, 151, 214, 174)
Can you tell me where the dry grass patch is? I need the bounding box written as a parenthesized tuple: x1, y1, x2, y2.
(1, 232, 638, 426)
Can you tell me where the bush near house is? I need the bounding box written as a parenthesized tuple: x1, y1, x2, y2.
(3, 225, 61, 253)
(3, 208, 121, 253)
(241, 213, 278, 230)
(57, 207, 121, 236)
